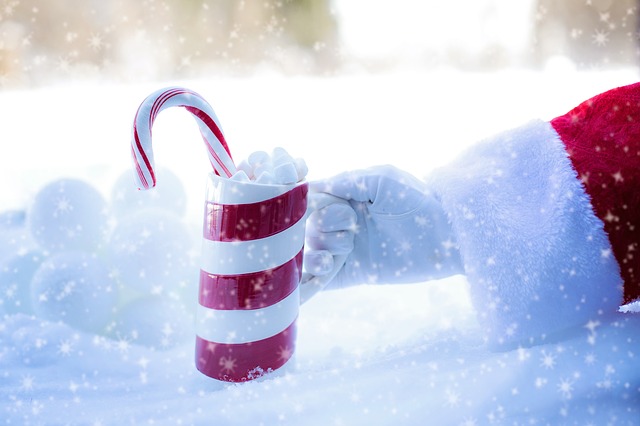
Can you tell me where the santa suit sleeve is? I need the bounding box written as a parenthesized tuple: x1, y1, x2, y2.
(427, 82, 640, 348)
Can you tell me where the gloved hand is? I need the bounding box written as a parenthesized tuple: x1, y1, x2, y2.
(304, 165, 464, 290)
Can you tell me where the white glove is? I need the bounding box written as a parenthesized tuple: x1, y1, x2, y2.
(304, 165, 463, 289)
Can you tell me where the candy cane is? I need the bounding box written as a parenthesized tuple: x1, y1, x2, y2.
(131, 87, 237, 189)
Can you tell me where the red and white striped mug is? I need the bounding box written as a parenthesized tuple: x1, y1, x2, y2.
(195, 172, 345, 382)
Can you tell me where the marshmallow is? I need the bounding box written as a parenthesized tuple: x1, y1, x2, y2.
(273, 162, 299, 185)
(230, 170, 251, 182)
(248, 151, 270, 168)
(237, 160, 254, 179)
(237, 148, 307, 185)
(294, 157, 308, 181)
(255, 171, 275, 185)
(271, 147, 290, 161)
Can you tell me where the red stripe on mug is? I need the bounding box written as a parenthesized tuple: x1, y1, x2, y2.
(199, 250, 303, 310)
(195, 319, 297, 382)
(203, 184, 308, 242)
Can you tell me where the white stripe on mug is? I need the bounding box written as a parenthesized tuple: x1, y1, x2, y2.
(195, 286, 300, 344)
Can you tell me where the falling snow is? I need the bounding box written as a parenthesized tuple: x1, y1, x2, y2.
(0, 73, 638, 424)
(1, 0, 640, 422)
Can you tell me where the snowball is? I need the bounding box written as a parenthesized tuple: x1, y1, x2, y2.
(109, 296, 191, 350)
(111, 167, 187, 219)
(0, 249, 45, 315)
(28, 178, 109, 252)
(30, 252, 118, 333)
(107, 210, 193, 299)
(4, 314, 80, 367)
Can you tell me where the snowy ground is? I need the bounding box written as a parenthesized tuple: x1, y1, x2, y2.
(1, 68, 640, 425)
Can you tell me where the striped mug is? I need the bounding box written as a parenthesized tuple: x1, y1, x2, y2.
(195, 172, 345, 382)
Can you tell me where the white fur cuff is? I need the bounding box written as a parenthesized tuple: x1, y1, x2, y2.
(428, 120, 623, 347)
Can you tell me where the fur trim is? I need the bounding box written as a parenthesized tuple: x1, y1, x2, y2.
(428, 120, 623, 348)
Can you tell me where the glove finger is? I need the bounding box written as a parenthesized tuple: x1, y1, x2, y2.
(303, 250, 334, 276)
(305, 229, 354, 255)
(307, 203, 357, 233)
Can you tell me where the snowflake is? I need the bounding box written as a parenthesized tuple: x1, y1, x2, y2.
(600, 248, 612, 259)
(445, 389, 460, 407)
(584, 353, 596, 365)
(540, 350, 556, 369)
(30, 400, 44, 415)
(57, 340, 74, 356)
(56, 279, 76, 301)
(584, 320, 600, 333)
(161, 323, 174, 337)
(534, 377, 548, 388)
(517, 347, 530, 362)
(54, 197, 73, 216)
(396, 240, 412, 254)
(115, 336, 131, 354)
(3, 283, 17, 300)
(442, 239, 456, 251)
(179, 55, 192, 68)
(88, 33, 103, 51)
(277, 345, 292, 361)
(219, 356, 237, 374)
(414, 215, 429, 227)
(65, 31, 78, 43)
(3, 2, 16, 16)
(592, 29, 609, 47)
(557, 378, 574, 399)
(137, 357, 150, 369)
(604, 210, 619, 223)
(140, 227, 152, 239)
(226, 330, 237, 342)
(354, 179, 367, 195)
(364, 273, 379, 284)
(20, 375, 35, 391)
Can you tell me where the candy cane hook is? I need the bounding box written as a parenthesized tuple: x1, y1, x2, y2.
(131, 87, 237, 190)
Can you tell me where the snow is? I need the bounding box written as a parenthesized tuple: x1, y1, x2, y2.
(1, 68, 640, 425)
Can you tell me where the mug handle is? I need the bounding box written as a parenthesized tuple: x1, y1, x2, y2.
(299, 192, 351, 304)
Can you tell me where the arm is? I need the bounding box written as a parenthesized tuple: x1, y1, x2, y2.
(306, 121, 623, 349)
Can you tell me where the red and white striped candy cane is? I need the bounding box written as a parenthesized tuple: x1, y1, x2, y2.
(131, 87, 237, 189)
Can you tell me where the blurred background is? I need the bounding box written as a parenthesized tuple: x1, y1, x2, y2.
(0, 0, 638, 87)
